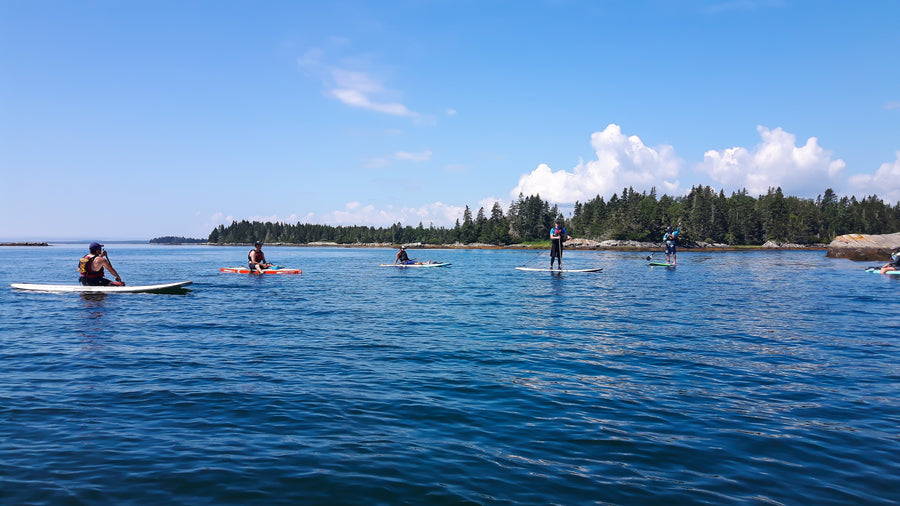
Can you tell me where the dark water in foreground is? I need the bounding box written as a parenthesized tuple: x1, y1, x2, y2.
(1, 244, 899, 505)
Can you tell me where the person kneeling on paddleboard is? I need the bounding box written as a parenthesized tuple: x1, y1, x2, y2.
(78, 242, 124, 286)
(248, 241, 274, 274)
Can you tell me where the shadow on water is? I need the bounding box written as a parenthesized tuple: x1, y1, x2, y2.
(153, 287, 192, 295)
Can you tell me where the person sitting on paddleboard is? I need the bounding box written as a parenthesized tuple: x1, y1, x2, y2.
(550, 221, 569, 270)
(879, 247, 900, 274)
(663, 225, 681, 266)
(248, 241, 273, 273)
(394, 245, 416, 265)
(78, 242, 123, 286)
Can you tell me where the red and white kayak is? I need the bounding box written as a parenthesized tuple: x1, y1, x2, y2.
(219, 267, 302, 274)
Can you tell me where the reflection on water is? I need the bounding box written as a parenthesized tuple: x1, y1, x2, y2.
(1, 246, 899, 505)
(80, 292, 108, 305)
(79, 292, 108, 351)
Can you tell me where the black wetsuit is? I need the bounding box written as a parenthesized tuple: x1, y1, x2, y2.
(550, 227, 566, 261)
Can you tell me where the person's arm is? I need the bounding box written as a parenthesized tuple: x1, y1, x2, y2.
(98, 254, 122, 282)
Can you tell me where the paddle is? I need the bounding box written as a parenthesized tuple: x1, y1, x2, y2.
(103, 249, 125, 286)
(519, 250, 548, 268)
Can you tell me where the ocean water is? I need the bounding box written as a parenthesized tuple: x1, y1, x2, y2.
(1, 244, 898, 505)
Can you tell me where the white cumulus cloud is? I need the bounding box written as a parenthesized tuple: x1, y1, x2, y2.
(696, 126, 846, 196)
(847, 152, 900, 204)
(512, 124, 682, 203)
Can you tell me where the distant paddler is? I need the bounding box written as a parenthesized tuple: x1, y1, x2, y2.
(663, 224, 681, 266)
(395, 245, 414, 265)
(248, 241, 274, 274)
(549, 221, 570, 270)
(880, 246, 900, 274)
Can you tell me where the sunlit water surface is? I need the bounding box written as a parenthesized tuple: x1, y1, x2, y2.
(1, 244, 898, 504)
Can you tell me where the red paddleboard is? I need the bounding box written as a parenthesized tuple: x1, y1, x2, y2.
(219, 267, 302, 274)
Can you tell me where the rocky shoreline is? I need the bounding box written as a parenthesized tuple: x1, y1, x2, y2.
(204, 239, 827, 251)
(825, 232, 900, 262)
(0, 239, 835, 252)
(11, 233, 897, 261)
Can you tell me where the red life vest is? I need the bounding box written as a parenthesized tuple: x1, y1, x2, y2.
(79, 254, 104, 278)
(248, 249, 266, 263)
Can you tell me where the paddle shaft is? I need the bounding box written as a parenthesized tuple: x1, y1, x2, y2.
(103, 250, 124, 284)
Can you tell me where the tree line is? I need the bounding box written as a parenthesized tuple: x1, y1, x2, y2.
(206, 187, 900, 246)
(149, 236, 206, 244)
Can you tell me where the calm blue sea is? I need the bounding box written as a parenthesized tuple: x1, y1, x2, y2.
(1, 244, 899, 505)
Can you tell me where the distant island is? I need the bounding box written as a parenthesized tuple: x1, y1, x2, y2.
(149, 236, 206, 244)
(0, 242, 49, 246)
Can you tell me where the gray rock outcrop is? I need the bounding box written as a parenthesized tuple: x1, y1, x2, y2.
(826, 232, 900, 261)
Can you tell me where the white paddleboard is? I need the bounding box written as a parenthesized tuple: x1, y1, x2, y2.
(10, 281, 193, 293)
(515, 267, 603, 273)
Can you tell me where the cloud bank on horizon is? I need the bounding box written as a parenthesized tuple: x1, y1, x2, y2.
(207, 122, 900, 231)
(512, 123, 899, 207)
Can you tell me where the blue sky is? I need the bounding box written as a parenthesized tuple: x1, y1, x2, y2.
(2, 0, 898, 241)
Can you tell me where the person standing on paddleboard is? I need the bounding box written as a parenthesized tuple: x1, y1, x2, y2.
(550, 221, 569, 270)
(663, 225, 681, 266)
(248, 241, 273, 274)
(78, 242, 123, 286)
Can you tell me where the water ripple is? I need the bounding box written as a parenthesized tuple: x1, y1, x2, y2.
(1, 246, 899, 504)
